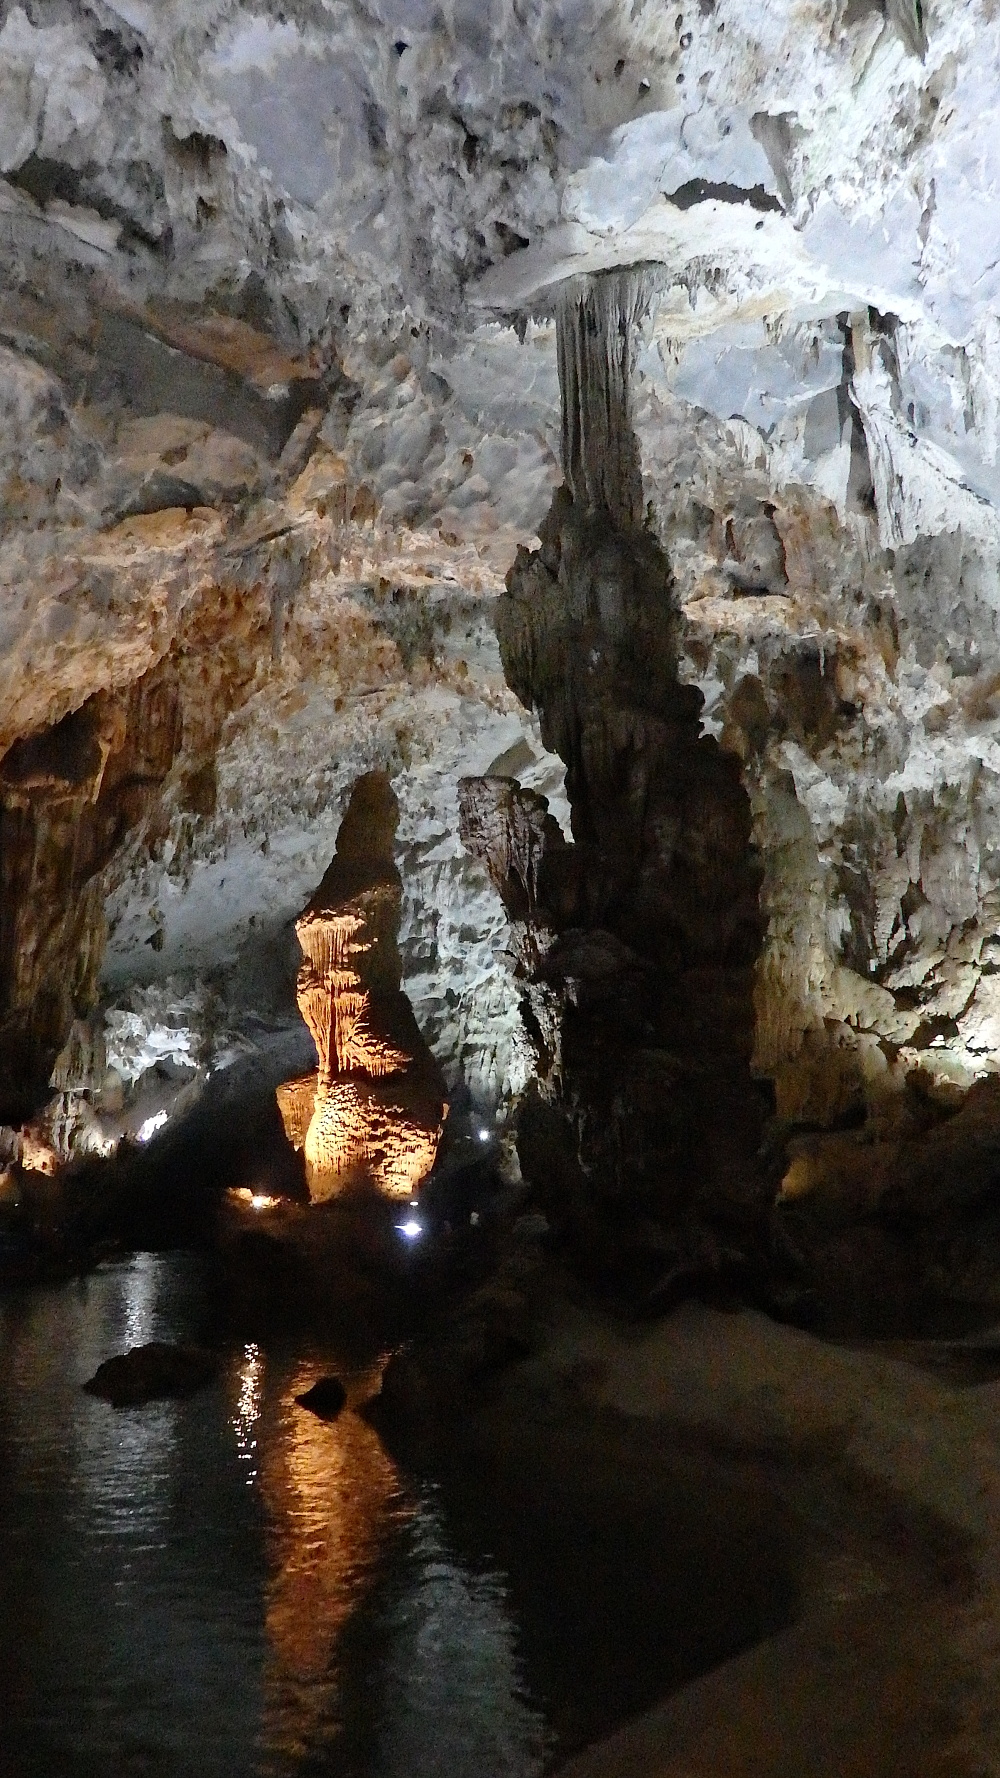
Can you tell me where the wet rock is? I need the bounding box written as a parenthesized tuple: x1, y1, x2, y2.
(83, 1341, 219, 1407)
(295, 1375, 347, 1418)
(376, 1281, 535, 1427)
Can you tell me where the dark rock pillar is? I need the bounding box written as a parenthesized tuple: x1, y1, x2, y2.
(464, 271, 769, 1298)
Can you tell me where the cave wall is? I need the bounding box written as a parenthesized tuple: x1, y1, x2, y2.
(451, 261, 1000, 1322)
(0, 669, 181, 1115)
(6, 0, 1000, 1315)
(634, 309, 1000, 1140)
(636, 308, 1000, 1206)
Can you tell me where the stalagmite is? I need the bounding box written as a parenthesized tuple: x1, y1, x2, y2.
(464, 270, 768, 1285)
(276, 772, 447, 1204)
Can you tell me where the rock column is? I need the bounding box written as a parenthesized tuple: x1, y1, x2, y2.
(465, 272, 769, 1293)
(277, 771, 447, 1203)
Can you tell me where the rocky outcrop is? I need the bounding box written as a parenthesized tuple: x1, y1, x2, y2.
(0, 666, 181, 1117)
(294, 1375, 347, 1418)
(276, 771, 447, 1203)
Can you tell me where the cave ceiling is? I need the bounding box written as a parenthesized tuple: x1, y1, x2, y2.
(4, 0, 1000, 1143)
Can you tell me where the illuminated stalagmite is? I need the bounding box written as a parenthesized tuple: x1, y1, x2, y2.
(276, 772, 446, 1203)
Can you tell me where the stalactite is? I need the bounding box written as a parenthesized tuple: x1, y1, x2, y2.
(556, 270, 652, 529)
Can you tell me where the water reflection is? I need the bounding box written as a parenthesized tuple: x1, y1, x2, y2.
(362, 1499, 552, 1778)
(0, 1253, 787, 1778)
(233, 1341, 263, 1487)
(259, 1361, 411, 1770)
(0, 1256, 554, 1778)
(258, 1362, 549, 1777)
(0, 1254, 264, 1778)
(121, 1248, 158, 1345)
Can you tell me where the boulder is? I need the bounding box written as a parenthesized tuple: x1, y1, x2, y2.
(295, 1375, 347, 1418)
(376, 1280, 535, 1427)
(83, 1341, 219, 1407)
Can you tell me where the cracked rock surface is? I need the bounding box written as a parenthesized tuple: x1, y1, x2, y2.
(4, 0, 1000, 1322)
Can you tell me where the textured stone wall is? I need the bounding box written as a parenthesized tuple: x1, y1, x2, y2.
(0, 667, 181, 1116)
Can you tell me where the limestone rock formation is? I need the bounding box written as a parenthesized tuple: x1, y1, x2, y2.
(6, 0, 1000, 1315)
(461, 273, 770, 1292)
(276, 772, 447, 1204)
(0, 667, 181, 1117)
(457, 774, 575, 1089)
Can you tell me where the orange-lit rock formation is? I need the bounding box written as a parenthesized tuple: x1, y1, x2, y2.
(276, 772, 446, 1204)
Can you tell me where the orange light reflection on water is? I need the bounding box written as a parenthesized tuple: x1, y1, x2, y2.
(258, 1361, 413, 1769)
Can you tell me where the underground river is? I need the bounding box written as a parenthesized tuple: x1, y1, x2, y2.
(0, 1249, 797, 1777)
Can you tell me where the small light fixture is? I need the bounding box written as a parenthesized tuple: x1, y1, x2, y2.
(136, 1110, 168, 1144)
(229, 1187, 280, 1210)
(477, 1127, 491, 1143)
(396, 1217, 423, 1240)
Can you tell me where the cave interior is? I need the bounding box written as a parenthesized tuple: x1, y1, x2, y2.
(5, 2, 1000, 1773)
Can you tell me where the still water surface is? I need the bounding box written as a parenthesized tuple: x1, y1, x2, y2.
(0, 1251, 793, 1777)
(0, 1252, 554, 1777)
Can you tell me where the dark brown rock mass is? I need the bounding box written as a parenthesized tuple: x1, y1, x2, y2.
(83, 1341, 219, 1407)
(0, 667, 181, 1118)
(463, 273, 769, 1298)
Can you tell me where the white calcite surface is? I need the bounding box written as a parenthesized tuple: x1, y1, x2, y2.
(5, 0, 1000, 1137)
(101, 564, 569, 1108)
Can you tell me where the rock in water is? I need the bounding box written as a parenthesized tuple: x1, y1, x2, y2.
(83, 1341, 219, 1407)
(295, 1375, 347, 1418)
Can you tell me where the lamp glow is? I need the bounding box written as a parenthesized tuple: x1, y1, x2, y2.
(396, 1217, 423, 1240)
(136, 1110, 168, 1144)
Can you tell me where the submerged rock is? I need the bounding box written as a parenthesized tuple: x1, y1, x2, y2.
(295, 1375, 347, 1418)
(83, 1341, 219, 1407)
